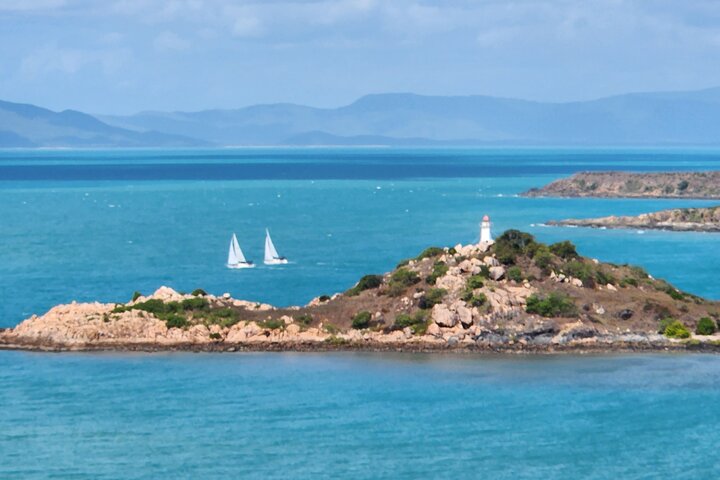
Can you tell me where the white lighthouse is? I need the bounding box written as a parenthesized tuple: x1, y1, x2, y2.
(480, 215, 493, 244)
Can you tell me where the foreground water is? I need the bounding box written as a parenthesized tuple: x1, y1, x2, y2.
(2, 147, 720, 327)
(1, 351, 719, 479)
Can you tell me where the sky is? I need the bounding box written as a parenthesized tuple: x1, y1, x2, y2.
(1, 0, 720, 114)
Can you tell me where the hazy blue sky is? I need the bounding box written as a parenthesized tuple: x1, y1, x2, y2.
(1, 0, 720, 114)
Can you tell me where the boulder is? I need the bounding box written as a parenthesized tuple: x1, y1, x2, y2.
(489, 266, 506, 281)
(432, 304, 458, 327)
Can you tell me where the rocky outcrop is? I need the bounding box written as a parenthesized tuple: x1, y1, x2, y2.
(524, 171, 720, 199)
(2, 232, 718, 353)
(547, 206, 720, 232)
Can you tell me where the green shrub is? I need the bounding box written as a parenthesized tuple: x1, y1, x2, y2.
(396, 258, 411, 269)
(696, 317, 717, 335)
(419, 288, 446, 309)
(677, 180, 689, 191)
(181, 297, 209, 310)
(131, 291, 142, 302)
(533, 246, 554, 271)
(507, 266, 523, 282)
(620, 277, 638, 288)
(526, 293, 577, 318)
(416, 246, 444, 261)
(351, 311, 372, 329)
(466, 274, 485, 290)
(426, 261, 449, 285)
(463, 291, 487, 307)
(347, 274, 384, 296)
(393, 311, 429, 334)
(595, 268, 616, 286)
(665, 287, 685, 301)
(191, 288, 207, 296)
(324, 323, 340, 334)
(549, 241, 578, 259)
(258, 319, 284, 330)
(318, 295, 331, 302)
(165, 314, 189, 329)
(388, 268, 421, 294)
(664, 320, 690, 339)
(563, 260, 595, 287)
(295, 314, 314, 327)
(209, 332, 222, 340)
(493, 230, 537, 264)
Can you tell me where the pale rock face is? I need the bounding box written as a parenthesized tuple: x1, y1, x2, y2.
(571, 278, 584, 287)
(593, 303, 606, 315)
(606, 284, 618, 291)
(451, 300, 473, 328)
(426, 323, 442, 336)
(489, 266, 506, 281)
(483, 256, 501, 267)
(436, 273, 465, 294)
(432, 304, 458, 327)
(285, 324, 301, 335)
(281, 315, 294, 325)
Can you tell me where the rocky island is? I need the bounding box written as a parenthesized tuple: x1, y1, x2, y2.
(548, 206, 720, 232)
(524, 171, 720, 199)
(2, 230, 720, 353)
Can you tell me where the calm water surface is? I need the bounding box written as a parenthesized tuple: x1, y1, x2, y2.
(1, 351, 719, 479)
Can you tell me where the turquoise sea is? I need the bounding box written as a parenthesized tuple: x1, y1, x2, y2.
(2, 148, 720, 478)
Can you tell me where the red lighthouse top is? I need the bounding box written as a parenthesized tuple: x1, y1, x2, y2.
(482, 215, 490, 222)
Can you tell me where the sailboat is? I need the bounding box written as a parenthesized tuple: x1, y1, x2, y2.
(264, 229, 288, 265)
(227, 233, 254, 269)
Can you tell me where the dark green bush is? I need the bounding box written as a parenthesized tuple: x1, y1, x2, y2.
(664, 320, 690, 339)
(595, 268, 616, 286)
(386, 268, 421, 297)
(426, 261, 449, 285)
(181, 297, 209, 310)
(191, 288, 207, 296)
(165, 314, 189, 329)
(526, 293, 577, 318)
(209, 332, 222, 340)
(318, 295, 331, 302)
(533, 246, 554, 271)
(563, 260, 595, 287)
(131, 291, 142, 302)
(507, 266, 523, 282)
(351, 311, 372, 329)
(493, 230, 537, 264)
(416, 246, 445, 261)
(677, 180, 689, 191)
(295, 314, 314, 327)
(347, 274, 384, 296)
(696, 317, 717, 335)
(466, 274, 485, 290)
(549, 241, 578, 259)
(258, 319, 284, 330)
(393, 311, 429, 334)
(419, 288, 447, 310)
(620, 277, 638, 288)
(463, 291, 487, 307)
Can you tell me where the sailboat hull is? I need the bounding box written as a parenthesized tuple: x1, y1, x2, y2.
(264, 258, 288, 265)
(227, 262, 255, 269)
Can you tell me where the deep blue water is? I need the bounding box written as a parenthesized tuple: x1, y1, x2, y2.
(2, 351, 720, 479)
(3, 148, 720, 478)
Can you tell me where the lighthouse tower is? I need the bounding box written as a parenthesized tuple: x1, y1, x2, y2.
(480, 215, 493, 244)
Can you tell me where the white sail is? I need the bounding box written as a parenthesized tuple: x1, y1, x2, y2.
(228, 233, 247, 265)
(264, 229, 280, 263)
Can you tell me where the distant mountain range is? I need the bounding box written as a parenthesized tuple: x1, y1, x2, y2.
(5, 87, 720, 147)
